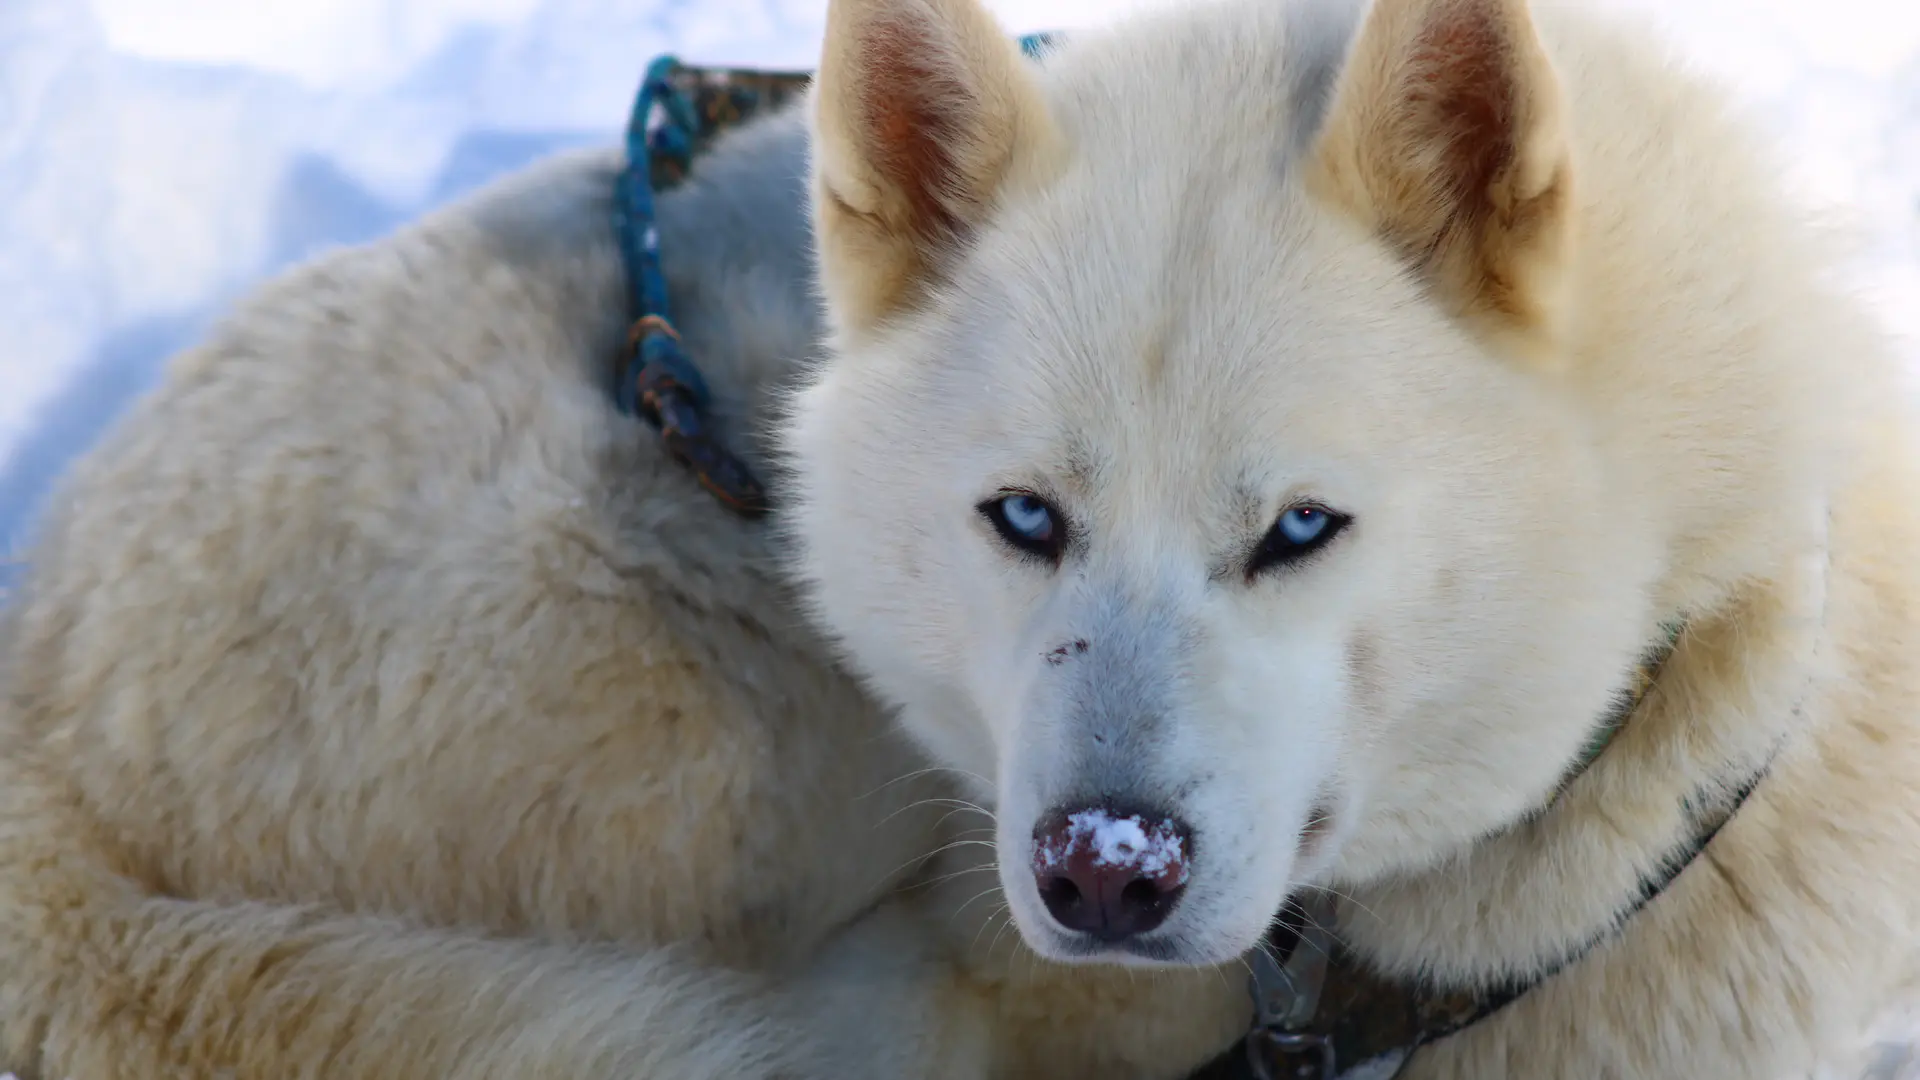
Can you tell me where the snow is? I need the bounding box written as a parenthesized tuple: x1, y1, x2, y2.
(1036, 809, 1192, 884)
(0, 0, 1915, 578)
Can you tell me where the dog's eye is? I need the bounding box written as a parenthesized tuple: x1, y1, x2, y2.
(1277, 507, 1333, 545)
(1247, 505, 1349, 578)
(981, 493, 1064, 562)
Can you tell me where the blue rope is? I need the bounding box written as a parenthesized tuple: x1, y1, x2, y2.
(610, 33, 1062, 515)
(611, 53, 773, 514)
(613, 54, 711, 413)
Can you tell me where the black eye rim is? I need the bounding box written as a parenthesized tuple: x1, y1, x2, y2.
(979, 490, 1067, 563)
(1245, 504, 1351, 580)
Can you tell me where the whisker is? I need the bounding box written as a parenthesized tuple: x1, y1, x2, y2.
(855, 764, 994, 802)
(874, 796, 998, 830)
(970, 902, 1013, 962)
(952, 883, 1006, 924)
(865, 837, 997, 892)
(933, 807, 997, 832)
(1295, 881, 1382, 925)
(988, 909, 1018, 962)
(898, 860, 1001, 893)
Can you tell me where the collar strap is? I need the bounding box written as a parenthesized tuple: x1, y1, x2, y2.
(1213, 618, 1776, 1080)
(1234, 758, 1771, 1080)
(1550, 618, 1687, 798)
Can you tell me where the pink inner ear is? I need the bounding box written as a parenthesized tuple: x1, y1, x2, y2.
(860, 19, 971, 240)
(1404, 4, 1519, 215)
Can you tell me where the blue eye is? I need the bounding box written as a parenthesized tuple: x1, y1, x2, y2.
(1001, 495, 1054, 540)
(1248, 504, 1349, 578)
(982, 492, 1064, 561)
(1278, 507, 1330, 545)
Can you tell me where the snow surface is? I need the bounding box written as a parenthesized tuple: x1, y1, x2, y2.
(1, 0, 1916, 576)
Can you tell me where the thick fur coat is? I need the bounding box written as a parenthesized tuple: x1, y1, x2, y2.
(2, 0, 1917, 1077)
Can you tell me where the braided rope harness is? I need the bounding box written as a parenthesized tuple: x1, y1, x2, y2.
(609, 32, 1059, 517)
(612, 55, 804, 516)
(608, 39, 1773, 1080)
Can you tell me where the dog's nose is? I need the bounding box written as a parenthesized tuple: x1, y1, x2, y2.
(1030, 806, 1190, 941)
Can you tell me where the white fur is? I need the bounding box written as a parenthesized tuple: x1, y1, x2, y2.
(792, 0, 1920, 1072)
(0, 127, 1244, 1080)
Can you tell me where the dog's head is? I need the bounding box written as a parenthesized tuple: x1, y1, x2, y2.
(787, 0, 1686, 966)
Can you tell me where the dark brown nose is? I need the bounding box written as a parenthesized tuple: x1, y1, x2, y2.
(1030, 806, 1191, 941)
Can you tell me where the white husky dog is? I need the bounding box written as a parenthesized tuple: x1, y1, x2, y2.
(789, 0, 1920, 1073)
(4, 0, 1918, 1077)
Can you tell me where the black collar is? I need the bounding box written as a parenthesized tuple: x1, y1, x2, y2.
(1200, 620, 1777, 1080)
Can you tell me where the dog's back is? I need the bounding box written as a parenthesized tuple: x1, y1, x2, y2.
(0, 108, 960, 1078)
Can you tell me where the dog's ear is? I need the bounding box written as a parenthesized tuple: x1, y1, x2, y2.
(810, 0, 1060, 339)
(1308, 0, 1574, 365)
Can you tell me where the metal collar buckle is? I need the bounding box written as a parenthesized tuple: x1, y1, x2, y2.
(1247, 1028, 1337, 1080)
(1245, 895, 1340, 1080)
